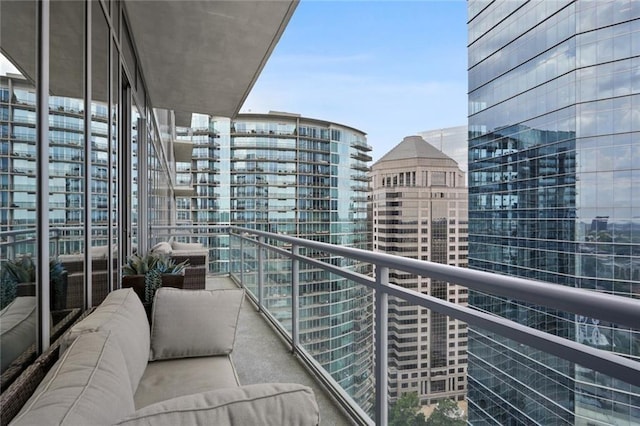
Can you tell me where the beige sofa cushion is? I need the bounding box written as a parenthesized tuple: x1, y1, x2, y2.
(0, 296, 36, 372)
(11, 331, 135, 425)
(118, 383, 319, 426)
(150, 241, 172, 255)
(150, 288, 244, 361)
(170, 241, 203, 251)
(134, 356, 240, 409)
(59, 288, 150, 392)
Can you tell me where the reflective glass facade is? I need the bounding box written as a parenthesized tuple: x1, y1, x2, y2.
(468, 1, 640, 424)
(174, 112, 375, 413)
(1, 0, 173, 383)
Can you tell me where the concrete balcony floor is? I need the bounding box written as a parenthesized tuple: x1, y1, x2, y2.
(206, 275, 354, 425)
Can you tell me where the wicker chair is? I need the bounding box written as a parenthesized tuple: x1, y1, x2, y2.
(170, 254, 207, 290)
(61, 258, 115, 308)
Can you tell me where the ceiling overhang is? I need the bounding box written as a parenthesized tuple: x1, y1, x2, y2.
(1, 1, 298, 122)
(124, 0, 298, 121)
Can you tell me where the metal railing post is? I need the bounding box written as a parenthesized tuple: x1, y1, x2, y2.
(52, 228, 60, 257)
(258, 236, 264, 312)
(292, 244, 300, 354)
(36, 0, 51, 355)
(239, 235, 244, 288)
(375, 265, 389, 426)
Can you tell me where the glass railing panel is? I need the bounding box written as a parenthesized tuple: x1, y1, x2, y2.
(262, 246, 292, 334)
(468, 325, 640, 425)
(387, 295, 468, 425)
(296, 264, 375, 419)
(229, 227, 640, 425)
(238, 237, 258, 296)
(229, 234, 242, 278)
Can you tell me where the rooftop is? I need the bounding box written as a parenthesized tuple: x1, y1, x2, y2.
(374, 135, 456, 165)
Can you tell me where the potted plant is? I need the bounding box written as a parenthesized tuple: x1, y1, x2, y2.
(155, 255, 189, 290)
(121, 253, 188, 304)
(0, 256, 67, 310)
(121, 253, 158, 304)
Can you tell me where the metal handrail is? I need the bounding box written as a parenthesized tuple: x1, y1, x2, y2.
(231, 227, 639, 330)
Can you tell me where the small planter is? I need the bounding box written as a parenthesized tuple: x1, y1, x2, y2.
(121, 275, 146, 303)
(161, 274, 184, 289)
(15, 282, 36, 297)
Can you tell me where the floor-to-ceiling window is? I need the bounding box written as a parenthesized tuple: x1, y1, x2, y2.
(0, 0, 173, 389)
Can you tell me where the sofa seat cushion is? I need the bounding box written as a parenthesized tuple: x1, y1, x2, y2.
(0, 296, 36, 372)
(134, 355, 240, 409)
(60, 288, 149, 392)
(11, 331, 135, 425)
(150, 288, 244, 361)
(120, 383, 319, 426)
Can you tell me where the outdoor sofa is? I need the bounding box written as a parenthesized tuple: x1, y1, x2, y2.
(9, 287, 320, 425)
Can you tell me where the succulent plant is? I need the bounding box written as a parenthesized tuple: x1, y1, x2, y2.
(154, 255, 189, 275)
(0, 256, 67, 309)
(122, 253, 189, 304)
(122, 253, 159, 276)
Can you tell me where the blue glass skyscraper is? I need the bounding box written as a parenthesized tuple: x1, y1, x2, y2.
(468, 1, 640, 424)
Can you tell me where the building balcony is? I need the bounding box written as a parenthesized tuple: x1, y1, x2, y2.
(350, 152, 373, 162)
(3, 225, 639, 425)
(351, 163, 371, 172)
(172, 139, 194, 163)
(147, 226, 640, 424)
(350, 140, 373, 152)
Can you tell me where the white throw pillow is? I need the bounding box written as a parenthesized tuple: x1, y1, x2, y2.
(149, 288, 244, 361)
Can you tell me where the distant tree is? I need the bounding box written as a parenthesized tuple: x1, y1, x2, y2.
(426, 399, 466, 426)
(389, 392, 427, 426)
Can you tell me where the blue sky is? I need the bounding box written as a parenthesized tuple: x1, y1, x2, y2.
(241, 0, 468, 162)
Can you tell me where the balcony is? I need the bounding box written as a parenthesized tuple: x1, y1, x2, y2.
(172, 139, 194, 163)
(3, 226, 640, 425)
(147, 226, 640, 424)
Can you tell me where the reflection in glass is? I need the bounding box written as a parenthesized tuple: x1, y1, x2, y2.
(0, 0, 38, 381)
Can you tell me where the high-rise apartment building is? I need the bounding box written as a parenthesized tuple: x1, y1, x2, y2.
(371, 136, 468, 405)
(174, 111, 375, 413)
(468, 1, 640, 424)
(1, 73, 123, 260)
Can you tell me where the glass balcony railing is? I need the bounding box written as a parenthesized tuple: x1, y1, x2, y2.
(147, 225, 640, 425)
(4, 225, 637, 424)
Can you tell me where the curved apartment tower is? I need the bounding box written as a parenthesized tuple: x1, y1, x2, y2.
(175, 111, 375, 413)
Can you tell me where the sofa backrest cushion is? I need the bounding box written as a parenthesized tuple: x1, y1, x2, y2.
(150, 241, 172, 255)
(11, 331, 135, 425)
(116, 383, 319, 426)
(0, 296, 36, 372)
(170, 241, 203, 251)
(59, 288, 149, 392)
(149, 288, 244, 361)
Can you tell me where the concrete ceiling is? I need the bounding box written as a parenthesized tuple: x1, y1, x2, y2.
(125, 0, 298, 121)
(1, 1, 297, 122)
